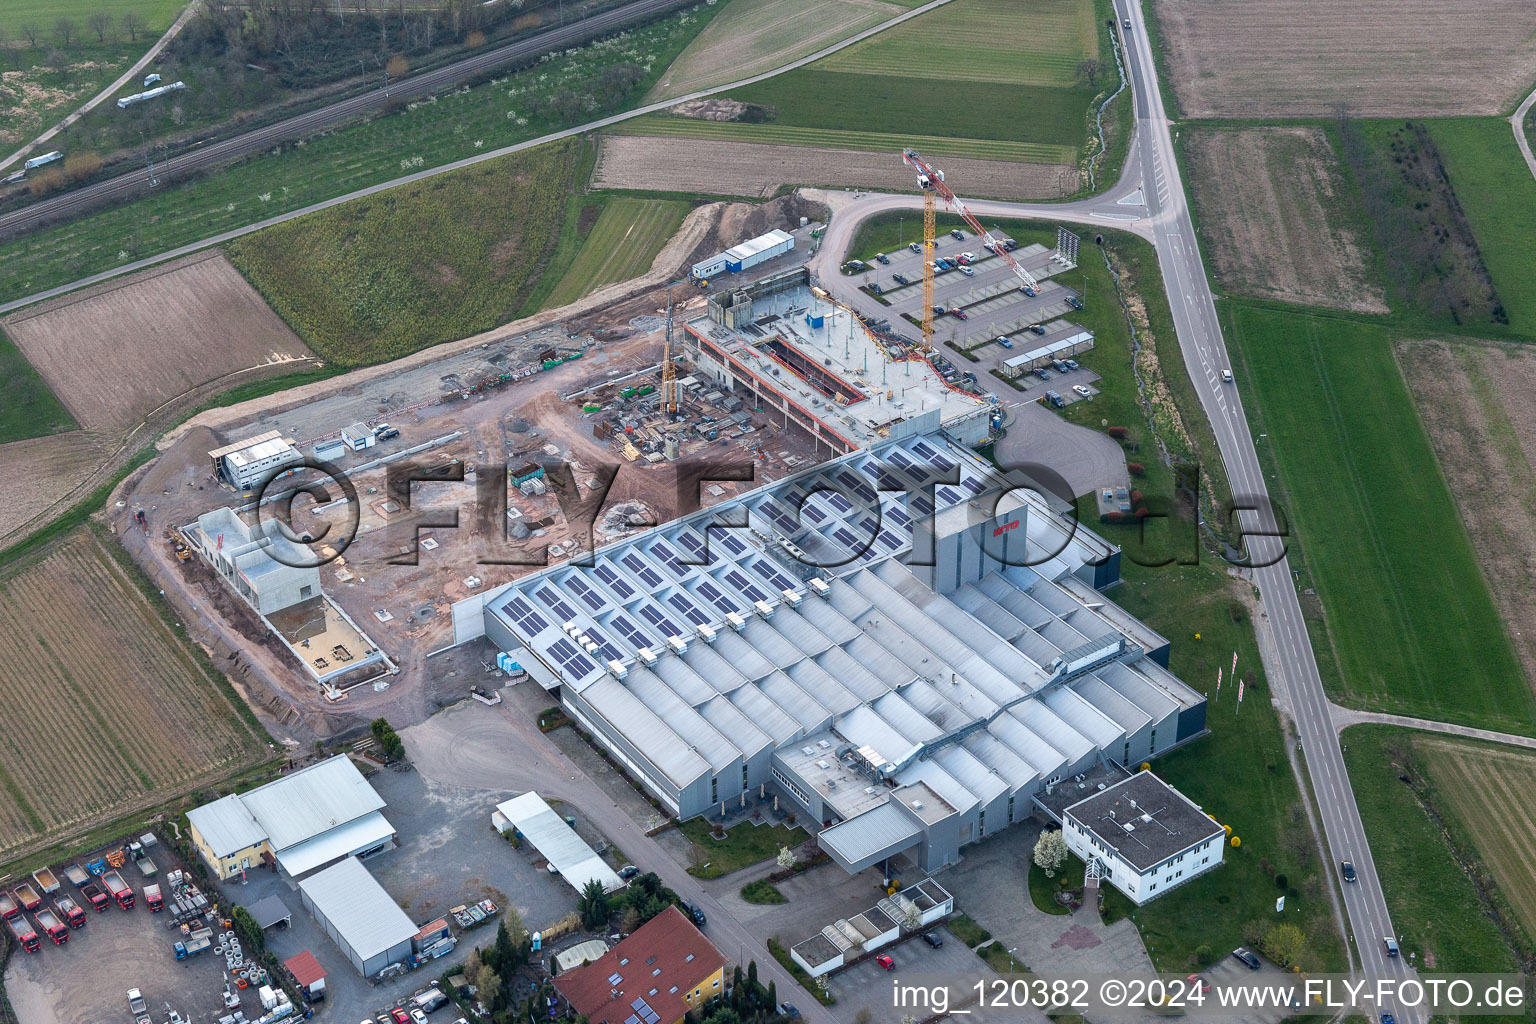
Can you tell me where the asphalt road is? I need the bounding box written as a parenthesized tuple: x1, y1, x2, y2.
(0, 0, 697, 239)
(807, 2, 1416, 1016)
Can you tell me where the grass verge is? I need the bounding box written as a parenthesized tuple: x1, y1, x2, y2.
(740, 880, 787, 905)
(677, 818, 809, 878)
(947, 913, 992, 948)
(0, 328, 77, 443)
(1029, 858, 1076, 916)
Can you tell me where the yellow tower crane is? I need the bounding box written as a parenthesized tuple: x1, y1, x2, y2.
(661, 289, 679, 417)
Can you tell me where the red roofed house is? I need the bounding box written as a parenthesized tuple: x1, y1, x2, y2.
(283, 950, 328, 1000)
(554, 906, 727, 1024)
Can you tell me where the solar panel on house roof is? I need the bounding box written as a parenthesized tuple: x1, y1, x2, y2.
(594, 563, 635, 599)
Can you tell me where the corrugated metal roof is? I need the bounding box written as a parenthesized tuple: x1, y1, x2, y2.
(275, 810, 396, 878)
(696, 696, 773, 760)
(240, 757, 386, 852)
(819, 802, 922, 865)
(622, 670, 741, 771)
(1041, 687, 1125, 749)
(1010, 701, 1094, 765)
(579, 678, 711, 788)
(298, 857, 417, 961)
(961, 733, 1040, 792)
(728, 686, 803, 745)
(188, 794, 265, 858)
(758, 671, 834, 733)
(1071, 676, 1153, 737)
(496, 793, 624, 894)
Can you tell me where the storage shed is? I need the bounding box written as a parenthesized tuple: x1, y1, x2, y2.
(340, 423, 376, 451)
(297, 857, 416, 976)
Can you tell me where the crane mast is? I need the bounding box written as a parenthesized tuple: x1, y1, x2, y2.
(902, 149, 1040, 295)
(661, 290, 678, 416)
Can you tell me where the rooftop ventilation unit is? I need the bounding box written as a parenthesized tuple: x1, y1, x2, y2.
(781, 589, 803, 608)
(801, 745, 816, 756)
(581, 640, 599, 655)
(817, 760, 831, 770)
(725, 611, 747, 632)
(636, 647, 658, 667)
(607, 659, 628, 679)
(808, 578, 831, 598)
(562, 621, 579, 636)
(667, 635, 688, 654)
(696, 622, 717, 644)
(753, 599, 775, 618)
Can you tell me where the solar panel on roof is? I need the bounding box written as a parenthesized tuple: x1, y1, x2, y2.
(831, 527, 861, 550)
(835, 469, 875, 501)
(800, 503, 826, 524)
(503, 596, 548, 635)
(913, 495, 934, 516)
(716, 532, 748, 556)
(963, 476, 986, 495)
(675, 532, 717, 565)
(583, 626, 623, 662)
(886, 504, 911, 526)
(723, 569, 766, 603)
(637, 604, 682, 638)
(696, 580, 737, 613)
(620, 552, 664, 588)
(938, 486, 963, 505)
(887, 449, 915, 469)
(548, 638, 595, 679)
(535, 586, 578, 623)
(668, 592, 710, 627)
(749, 559, 795, 592)
(609, 614, 654, 651)
(877, 531, 902, 551)
(567, 576, 608, 612)
(825, 491, 852, 514)
(594, 563, 635, 599)
(650, 541, 689, 579)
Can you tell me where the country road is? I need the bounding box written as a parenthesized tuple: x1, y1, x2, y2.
(808, 0, 1417, 1016)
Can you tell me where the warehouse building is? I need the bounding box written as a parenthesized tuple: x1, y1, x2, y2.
(298, 857, 417, 976)
(208, 430, 302, 491)
(1059, 771, 1225, 904)
(684, 270, 994, 453)
(451, 431, 1208, 880)
(188, 756, 396, 880)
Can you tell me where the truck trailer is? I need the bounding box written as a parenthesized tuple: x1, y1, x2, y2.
(102, 870, 135, 909)
(0, 892, 18, 920)
(32, 867, 60, 894)
(63, 864, 89, 887)
(34, 907, 68, 945)
(80, 882, 109, 911)
(53, 895, 87, 928)
(5, 914, 39, 953)
(12, 882, 41, 912)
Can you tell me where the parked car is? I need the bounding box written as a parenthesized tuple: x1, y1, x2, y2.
(776, 1004, 800, 1019)
(1044, 390, 1064, 408)
(909, 242, 922, 254)
(1187, 974, 1211, 993)
(952, 308, 968, 320)
(996, 337, 1013, 348)
(959, 266, 975, 277)
(390, 1009, 410, 1024)
(959, 252, 976, 263)
(1068, 296, 1084, 310)
(1034, 368, 1052, 381)
(921, 931, 943, 948)
(410, 1010, 428, 1024)
(1232, 948, 1261, 970)
(875, 954, 896, 970)
(893, 273, 909, 285)
(869, 283, 882, 294)
(1223, 368, 1234, 382)
(1064, 358, 1079, 370)
(1341, 861, 1356, 883)
(932, 305, 947, 315)
(950, 229, 965, 240)
(1072, 385, 1092, 397)
(685, 902, 706, 926)
(1030, 324, 1047, 335)
(875, 253, 890, 264)
(1003, 239, 1019, 251)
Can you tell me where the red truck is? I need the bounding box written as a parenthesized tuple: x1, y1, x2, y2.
(80, 882, 110, 912)
(102, 870, 135, 909)
(34, 907, 68, 945)
(5, 913, 39, 953)
(0, 892, 18, 920)
(12, 882, 42, 913)
(53, 895, 87, 929)
(143, 884, 163, 912)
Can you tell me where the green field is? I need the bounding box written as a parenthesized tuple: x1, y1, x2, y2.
(1228, 304, 1533, 733)
(0, 330, 76, 444)
(0, 0, 181, 35)
(543, 198, 689, 307)
(1108, 559, 1345, 973)
(0, 4, 718, 306)
(616, 115, 1075, 164)
(229, 141, 578, 367)
(817, 0, 1097, 88)
(1428, 118, 1536, 337)
(1343, 727, 1524, 977)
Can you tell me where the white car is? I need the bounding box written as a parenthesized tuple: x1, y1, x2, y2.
(958, 266, 975, 277)
(411, 1010, 428, 1024)
(1072, 385, 1092, 398)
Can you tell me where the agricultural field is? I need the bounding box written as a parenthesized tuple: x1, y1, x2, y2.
(229, 141, 579, 366)
(0, 526, 268, 864)
(1149, 0, 1536, 118)
(1397, 338, 1536, 693)
(1184, 127, 1385, 313)
(3, 251, 313, 432)
(613, 114, 1076, 164)
(1427, 118, 1536, 337)
(1415, 736, 1536, 944)
(1228, 304, 1534, 734)
(590, 134, 1075, 199)
(0, 430, 119, 552)
(543, 198, 689, 307)
(0, 0, 182, 35)
(1343, 726, 1524, 974)
(0, 329, 75, 444)
(647, 0, 916, 100)
(0, 3, 720, 305)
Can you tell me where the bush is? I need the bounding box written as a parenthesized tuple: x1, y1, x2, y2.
(1127, 462, 1146, 477)
(1107, 426, 1130, 439)
(1194, 945, 1214, 967)
(63, 152, 100, 182)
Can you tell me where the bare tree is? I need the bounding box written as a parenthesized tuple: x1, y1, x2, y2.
(87, 12, 113, 43)
(122, 10, 142, 41)
(1076, 58, 1103, 88)
(54, 17, 78, 46)
(20, 22, 42, 47)
(385, 53, 407, 78)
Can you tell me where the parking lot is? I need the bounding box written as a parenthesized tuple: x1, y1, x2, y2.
(5, 843, 242, 1024)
